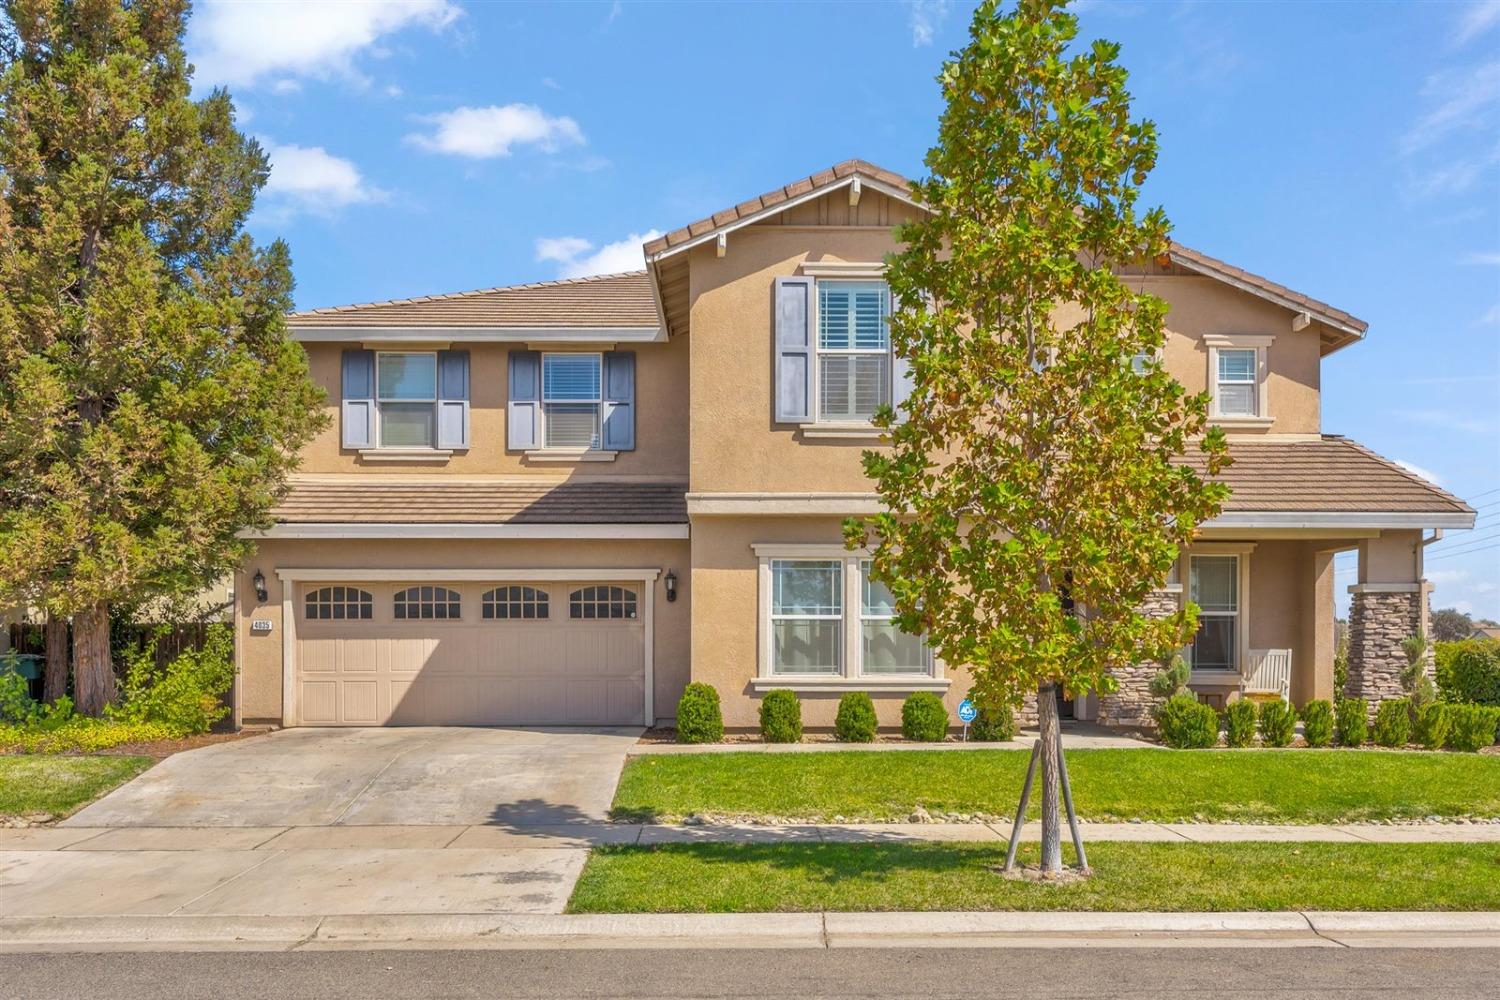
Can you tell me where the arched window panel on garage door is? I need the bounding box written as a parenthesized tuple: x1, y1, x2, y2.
(569, 585, 638, 620)
(482, 585, 550, 620)
(305, 586, 373, 621)
(393, 585, 462, 620)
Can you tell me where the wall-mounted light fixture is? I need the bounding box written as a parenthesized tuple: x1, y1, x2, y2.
(252, 570, 268, 604)
(664, 570, 678, 603)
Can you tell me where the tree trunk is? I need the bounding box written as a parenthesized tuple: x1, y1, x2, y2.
(71, 602, 115, 716)
(42, 613, 70, 704)
(1036, 679, 1064, 873)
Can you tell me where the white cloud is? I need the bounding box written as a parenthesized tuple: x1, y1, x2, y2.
(189, 0, 459, 90)
(261, 141, 386, 216)
(1465, 251, 1500, 265)
(405, 104, 585, 159)
(535, 230, 663, 279)
(1401, 62, 1500, 155)
(1456, 0, 1500, 46)
(907, 0, 951, 47)
(1396, 408, 1499, 436)
(1394, 460, 1443, 486)
(1480, 304, 1500, 326)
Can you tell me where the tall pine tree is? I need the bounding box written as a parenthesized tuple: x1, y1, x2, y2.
(0, 0, 325, 713)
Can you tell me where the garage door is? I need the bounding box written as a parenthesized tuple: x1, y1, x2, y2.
(292, 581, 646, 726)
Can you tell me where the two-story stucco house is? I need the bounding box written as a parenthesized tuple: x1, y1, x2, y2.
(231, 160, 1475, 732)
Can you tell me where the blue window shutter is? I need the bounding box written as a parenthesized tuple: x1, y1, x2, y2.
(340, 349, 374, 449)
(507, 350, 541, 451)
(601, 351, 635, 451)
(437, 350, 470, 449)
(774, 276, 813, 423)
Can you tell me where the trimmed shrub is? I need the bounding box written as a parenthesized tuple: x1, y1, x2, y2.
(1436, 639, 1500, 706)
(834, 692, 878, 743)
(969, 702, 1017, 742)
(901, 692, 949, 742)
(759, 689, 802, 743)
(1157, 693, 1219, 749)
(1446, 704, 1500, 753)
(1223, 699, 1258, 748)
(1373, 699, 1413, 748)
(1258, 700, 1295, 748)
(1414, 702, 1453, 751)
(675, 683, 724, 744)
(1336, 697, 1369, 747)
(1300, 699, 1334, 748)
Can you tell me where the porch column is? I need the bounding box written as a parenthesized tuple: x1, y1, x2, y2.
(1098, 588, 1180, 729)
(1345, 530, 1433, 707)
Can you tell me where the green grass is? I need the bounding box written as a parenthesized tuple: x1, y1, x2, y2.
(569, 841, 1500, 913)
(0, 755, 153, 821)
(612, 749, 1500, 824)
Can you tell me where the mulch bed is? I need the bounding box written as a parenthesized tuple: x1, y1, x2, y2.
(93, 728, 268, 760)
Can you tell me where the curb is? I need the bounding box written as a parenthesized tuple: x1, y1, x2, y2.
(3, 912, 1499, 953)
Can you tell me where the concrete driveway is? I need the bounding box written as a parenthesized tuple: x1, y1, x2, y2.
(0, 728, 641, 919)
(64, 726, 640, 828)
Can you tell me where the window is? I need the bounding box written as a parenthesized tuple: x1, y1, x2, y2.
(542, 353, 602, 449)
(1215, 348, 1257, 417)
(1188, 555, 1237, 671)
(770, 560, 843, 674)
(482, 586, 548, 620)
(860, 561, 930, 674)
(305, 586, 373, 621)
(816, 281, 890, 422)
(393, 585, 461, 620)
(569, 585, 637, 620)
(377, 352, 437, 447)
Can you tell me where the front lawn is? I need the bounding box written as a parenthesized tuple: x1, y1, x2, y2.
(569, 841, 1500, 913)
(612, 748, 1500, 824)
(0, 755, 153, 822)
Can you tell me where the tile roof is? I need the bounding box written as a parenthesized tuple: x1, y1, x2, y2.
(286, 271, 658, 330)
(273, 480, 687, 524)
(1182, 436, 1472, 514)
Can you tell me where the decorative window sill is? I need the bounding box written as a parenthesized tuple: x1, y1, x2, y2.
(524, 449, 619, 463)
(750, 676, 949, 693)
(1209, 416, 1275, 429)
(357, 449, 454, 463)
(1188, 670, 1242, 687)
(799, 424, 887, 441)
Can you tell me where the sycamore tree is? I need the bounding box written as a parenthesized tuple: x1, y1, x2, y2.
(845, 0, 1229, 874)
(0, 0, 325, 714)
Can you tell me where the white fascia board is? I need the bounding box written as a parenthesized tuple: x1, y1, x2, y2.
(645, 175, 921, 264)
(687, 492, 883, 516)
(289, 326, 665, 344)
(1204, 511, 1476, 530)
(248, 522, 689, 540)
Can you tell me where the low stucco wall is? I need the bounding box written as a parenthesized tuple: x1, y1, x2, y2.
(234, 536, 691, 725)
(688, 514, 975, 730)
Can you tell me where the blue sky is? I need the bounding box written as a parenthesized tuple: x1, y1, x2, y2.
(186, 0, 1500, 620)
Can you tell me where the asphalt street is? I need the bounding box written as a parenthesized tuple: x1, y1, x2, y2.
(1, 946, 1495, 999)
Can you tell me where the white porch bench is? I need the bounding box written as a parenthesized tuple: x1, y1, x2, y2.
(1241, 648, 1292, 702)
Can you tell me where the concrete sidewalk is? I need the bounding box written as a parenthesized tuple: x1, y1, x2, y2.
(2, 911, 1498, 953)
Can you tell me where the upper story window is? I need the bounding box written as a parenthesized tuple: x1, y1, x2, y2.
(1203, 335, 1273, 424)
(542, 353, 603, 450)
(817, 281, 891, 423)
(377, 352, 437, 447)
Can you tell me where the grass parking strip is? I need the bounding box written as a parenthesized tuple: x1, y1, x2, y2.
(568, 841, 1500, 913)
(611, 749, 1500, 824)
(0, 755, 153, 821)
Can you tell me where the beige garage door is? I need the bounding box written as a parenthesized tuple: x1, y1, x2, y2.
(293, 581, 646, 726)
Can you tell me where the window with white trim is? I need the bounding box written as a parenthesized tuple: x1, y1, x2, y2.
(1188, 555, 1237, 671)
(815, 281, 891, 423)
(860, 561, 931, 674)
(376, 352, 437, 447)
(542, 353, 602, 450)
(1215, 349, 1258, 417)
(770, 560, 843, 674)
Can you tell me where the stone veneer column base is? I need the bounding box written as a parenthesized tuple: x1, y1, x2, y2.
(1098, 589, 1182, 730)
(1345, 586, 1432, 708)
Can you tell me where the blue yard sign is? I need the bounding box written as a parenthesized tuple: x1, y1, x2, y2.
(957, 699, 977, 723)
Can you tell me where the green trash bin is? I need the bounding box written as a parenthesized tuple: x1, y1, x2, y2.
(0, 652, 43, 681)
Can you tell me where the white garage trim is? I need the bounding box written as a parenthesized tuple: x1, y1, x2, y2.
(275, 567, 661, 728)
(252, 523, 689, 540)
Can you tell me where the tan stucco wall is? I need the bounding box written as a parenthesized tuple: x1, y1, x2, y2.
(295, 336, 689, 479)
(235, 537, 690, 725)
(689, 514, 975, 730)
